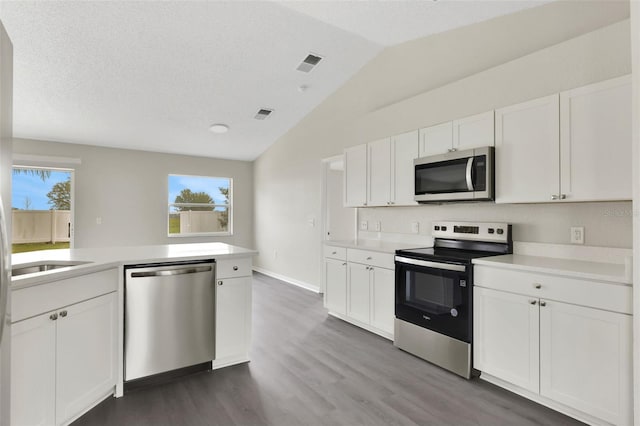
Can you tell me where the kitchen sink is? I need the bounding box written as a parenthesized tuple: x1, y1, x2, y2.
(12, 260, 92, 277)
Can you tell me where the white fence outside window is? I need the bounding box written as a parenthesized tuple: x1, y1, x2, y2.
(12, 210, 71, 244)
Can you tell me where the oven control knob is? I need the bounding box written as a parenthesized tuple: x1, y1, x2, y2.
(434, 226, 440, 231)
(450, 308, 458, 317)
(497, 228, 504, 235)
(441, 226, 447, 231)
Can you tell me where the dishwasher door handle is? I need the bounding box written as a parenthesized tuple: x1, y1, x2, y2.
(130, 265, 213, 278)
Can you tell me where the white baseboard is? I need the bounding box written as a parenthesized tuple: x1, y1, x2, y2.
(252, 267, 320, 293)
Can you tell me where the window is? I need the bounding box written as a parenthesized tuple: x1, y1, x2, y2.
(168, 174, 232, 236)
(12, 166, 74, 253)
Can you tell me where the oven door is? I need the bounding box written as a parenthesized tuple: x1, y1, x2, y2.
(395, 256, 471, 343)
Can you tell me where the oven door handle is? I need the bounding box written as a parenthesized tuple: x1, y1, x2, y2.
(465, 157, 474, 191)
(395, 256, 466, 272)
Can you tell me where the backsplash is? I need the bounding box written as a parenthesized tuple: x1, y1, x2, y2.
(357, 201, 633, 248)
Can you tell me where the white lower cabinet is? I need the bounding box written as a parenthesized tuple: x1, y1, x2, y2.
(12, 292, 117, 426)
(324, 258, 347, 315)
(213, 258, 253, 369)
(323, 246, 395, 340)
(474, 267, 632, 426)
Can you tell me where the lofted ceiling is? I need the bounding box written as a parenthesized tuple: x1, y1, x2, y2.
(0, 0, 550, 161)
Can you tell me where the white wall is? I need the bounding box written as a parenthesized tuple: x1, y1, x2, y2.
(13, 138, 254, 249)
(254, 2, 632, 288)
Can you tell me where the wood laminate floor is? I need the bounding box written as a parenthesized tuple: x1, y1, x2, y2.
(73, 272, 583, 426)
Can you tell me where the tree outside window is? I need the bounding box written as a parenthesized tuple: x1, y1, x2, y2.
(168, 175, 232, 236)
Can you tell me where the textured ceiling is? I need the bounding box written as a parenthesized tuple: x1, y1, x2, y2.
(0, 0, 551, 161)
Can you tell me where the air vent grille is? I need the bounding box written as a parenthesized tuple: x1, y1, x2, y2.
(254, 108, 273, 120)
(296, 53, 323, 73)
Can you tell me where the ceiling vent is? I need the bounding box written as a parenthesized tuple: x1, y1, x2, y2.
(254, 108, 273, 120)
(296, 53, 323, 73)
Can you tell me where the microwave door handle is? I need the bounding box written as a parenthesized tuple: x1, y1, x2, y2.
(465, 157, 474, 191)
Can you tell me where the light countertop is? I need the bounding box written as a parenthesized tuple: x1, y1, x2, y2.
(473, 254, 631, 285)
(12, 242, 258, 290)
(324, 239, 426, 254)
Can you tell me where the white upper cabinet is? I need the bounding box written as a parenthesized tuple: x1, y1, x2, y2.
(495, 94, 560, 203)
(420, 111, 495, 157)
(367, 138, 392, 207)
(344, 130, 419, 207)
(559, 75, 632, 201)
(419, 121, 452, 157)
(495, 75, 631, 204)
(453, 111, 495, 151)
(344, 144, 367, 207)
(391, 130, 419, 206)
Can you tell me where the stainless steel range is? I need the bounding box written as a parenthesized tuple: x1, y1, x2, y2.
(394, 221, 512, 378)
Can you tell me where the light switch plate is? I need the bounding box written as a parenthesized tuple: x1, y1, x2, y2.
(360, 220, 368, 231)
(411, 222, 419, 234)
(570, 226, 584, 244)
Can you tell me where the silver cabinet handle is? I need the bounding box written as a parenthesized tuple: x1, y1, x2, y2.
(332, 251, 337, 255)
(540, 301, 547, 307)
(233, 266, 239, 271)
(50, 313, 58, 321)
(529, 300, 537, 305)
(218, 280, 223, 286)
(534, 283, 542, 289)
(342, 263, 347, 266)
(559, 194, 567, 200)
(366, 256, 372, 260)
(59, 310, 67, 318)
(363, 202, 367, 206)
(551, 194, 559, 200)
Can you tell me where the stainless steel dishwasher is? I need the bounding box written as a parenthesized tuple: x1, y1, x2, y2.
(124, 260, 216, 381)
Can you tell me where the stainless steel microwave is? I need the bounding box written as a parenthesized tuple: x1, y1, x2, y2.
(414, 146, 494, 203)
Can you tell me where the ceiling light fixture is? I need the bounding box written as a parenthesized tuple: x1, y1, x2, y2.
(209, 123, 229, 134)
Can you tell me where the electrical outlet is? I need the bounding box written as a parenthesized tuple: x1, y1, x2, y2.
(360, 220, 368, 231)
(570, 226, 584, 244)
(411, 222, 419, 234)
(374, 221, 381, 232)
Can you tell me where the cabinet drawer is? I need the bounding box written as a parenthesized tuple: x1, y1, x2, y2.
(474, 265, 632, 314)
(324, 245, 347, 261)
(347, 249, 394, 269)
(12, 268, 118, 323)
(217, 257, 252, 279)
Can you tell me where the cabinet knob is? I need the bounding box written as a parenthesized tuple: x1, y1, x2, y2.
(342, 263, 347, 266)
(534, 283, 542, 289)
(233, 266, 239, 271)
(332, 251, 337, 255)
(551, 194, 559, 200)
(559, 194, 567, 200)
(218, 281, 223, 286)
(59, 310, 67, 318)
(50, 313, 58, 321)
(366, 256, 372, 260)
(529, 300, 537, 305)
(363, 202, 367, 206)
(540, 301, 547, 307)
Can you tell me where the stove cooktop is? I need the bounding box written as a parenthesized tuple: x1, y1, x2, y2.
(395, 247, 501, 264)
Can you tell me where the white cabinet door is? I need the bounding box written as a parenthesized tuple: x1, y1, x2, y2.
(474, 287, 540, 393)
(11, 312, 56, 426)
(419, 121, 452, 157)
(560, 75, 632, 202)
(453, 110, 495, 151)
(347, 263, 370, 324)
(495, 94, 560, 203)
(540, 300, 632, 425)
(367, 138, 392, 206)
(370, 267, 394, 335)
(324, 258, 347, 315)
(344, 144, 367, 207)
(56, 293, 117, 426)
(391, 130, 419, 206)
(216, 276, 251, 361)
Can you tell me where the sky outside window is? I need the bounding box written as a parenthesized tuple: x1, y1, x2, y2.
(12, 169, 72, 210)
(168, 175, 230, 211)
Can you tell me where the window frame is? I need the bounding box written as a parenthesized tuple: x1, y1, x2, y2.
(167, 174, 233, 237)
